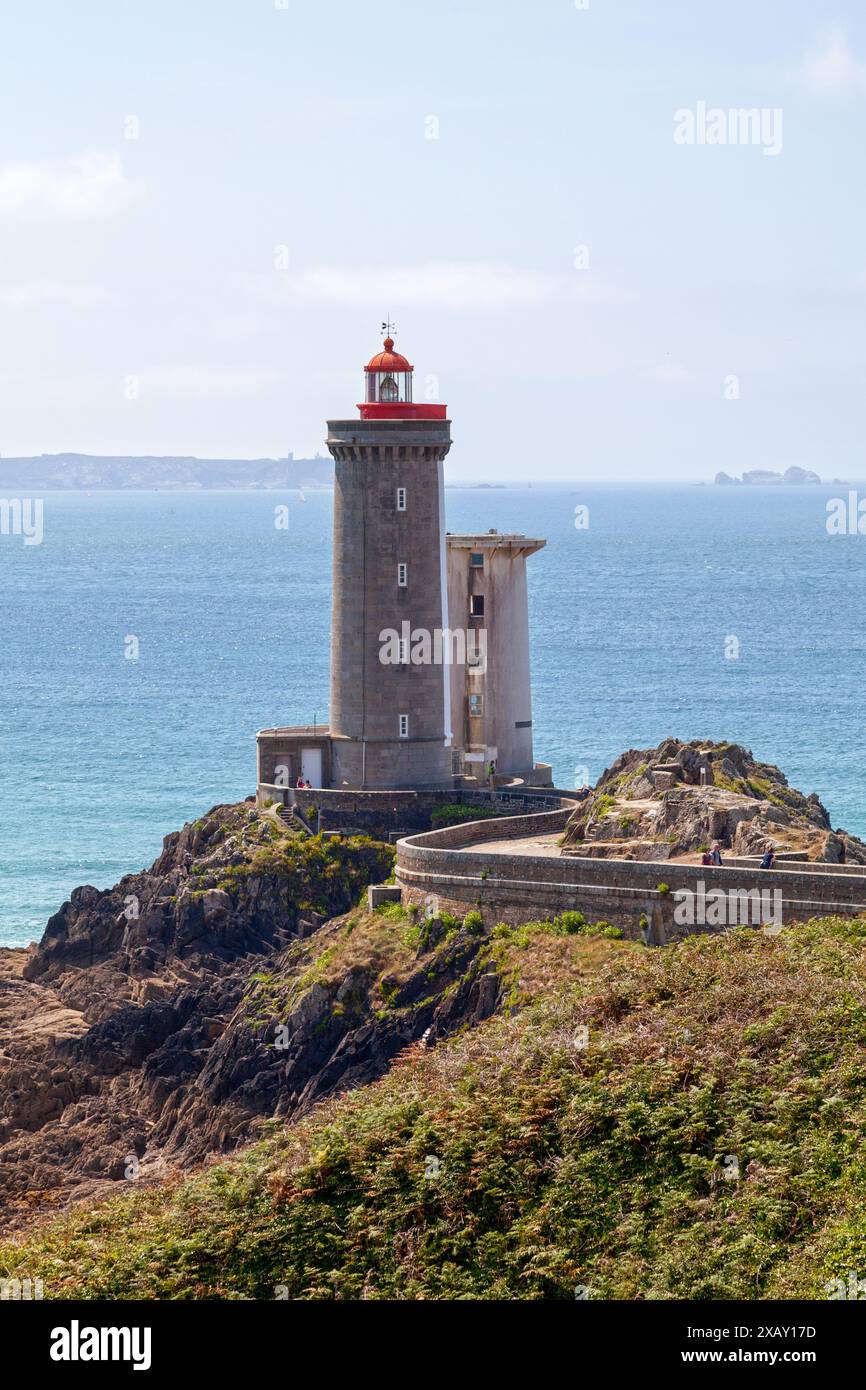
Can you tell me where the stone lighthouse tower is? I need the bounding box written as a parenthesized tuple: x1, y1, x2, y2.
(325, 332, 454, 788)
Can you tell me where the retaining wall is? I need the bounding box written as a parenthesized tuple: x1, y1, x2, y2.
(257, 783, 574, 837)
(395, 819, 866, 942)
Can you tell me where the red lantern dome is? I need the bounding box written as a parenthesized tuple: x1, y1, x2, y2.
(358, 332, 446, 421)
(364, 337, 413, 374)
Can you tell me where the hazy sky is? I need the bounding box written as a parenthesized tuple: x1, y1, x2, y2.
(1, 0, 864, 480)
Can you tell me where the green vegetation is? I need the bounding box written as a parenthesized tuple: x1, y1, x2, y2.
(244, 901, 425, 1028)
(712, 772, 752, 797)
(214, 833, 394, 922)
(6, 917, 866, 1300)
(429, 803, 502, 829)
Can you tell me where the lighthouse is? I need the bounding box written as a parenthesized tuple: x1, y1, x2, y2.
(325, 332, 454, 788)
(255, 328, 552, 802)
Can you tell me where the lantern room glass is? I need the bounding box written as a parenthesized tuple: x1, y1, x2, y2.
(366, 370, 413, 404)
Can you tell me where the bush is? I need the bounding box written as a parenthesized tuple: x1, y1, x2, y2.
(557, 910, 587, 934)
(222, 834, 395, 923)
(462, 909, 484, 935)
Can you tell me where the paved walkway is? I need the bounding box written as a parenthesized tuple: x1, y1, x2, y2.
(453, 829, 707, 864)
(457, 831, 563, 857)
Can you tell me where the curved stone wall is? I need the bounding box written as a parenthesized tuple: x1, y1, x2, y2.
(395, 814, 866, 942)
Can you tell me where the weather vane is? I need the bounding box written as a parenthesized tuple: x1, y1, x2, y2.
(381, 316, 396, 338)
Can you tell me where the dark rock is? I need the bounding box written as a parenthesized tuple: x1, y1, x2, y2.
(0, 804, 503, 1230)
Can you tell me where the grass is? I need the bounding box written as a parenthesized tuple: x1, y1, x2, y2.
(429, 804, 502, 829)
(5, 916, 866, 1300)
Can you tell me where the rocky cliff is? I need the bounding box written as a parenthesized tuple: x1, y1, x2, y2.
(0, 804, 500, 1231)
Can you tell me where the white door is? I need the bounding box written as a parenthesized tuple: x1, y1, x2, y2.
(301, 747, 322, 787)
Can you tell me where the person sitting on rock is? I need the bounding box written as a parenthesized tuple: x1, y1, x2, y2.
(701, 849, 714, 866)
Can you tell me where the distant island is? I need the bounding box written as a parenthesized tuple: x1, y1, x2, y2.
(714, 467, 822, 486)
(0, 452, 334, 490)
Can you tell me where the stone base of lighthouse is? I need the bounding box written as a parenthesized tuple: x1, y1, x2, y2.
(329, 733, 453, 790)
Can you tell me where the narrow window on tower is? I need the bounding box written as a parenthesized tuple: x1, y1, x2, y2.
(398, 713, 409, 738)
(397, 562, 408, 587)
(470, 594, 485, 617)
(469, 693, 484, 718)
(396, 487, 407, 511)
(470, 552, 484, 568)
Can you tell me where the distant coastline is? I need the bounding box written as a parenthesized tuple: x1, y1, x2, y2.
(0, 457, 855, 490)
(0, 453, 334, 491)
(0, 456, 524, 491)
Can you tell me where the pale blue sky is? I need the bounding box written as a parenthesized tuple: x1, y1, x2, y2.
(1, 0, 864, 479)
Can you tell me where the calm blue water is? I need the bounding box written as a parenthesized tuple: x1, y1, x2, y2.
(1, 485, 864, 946)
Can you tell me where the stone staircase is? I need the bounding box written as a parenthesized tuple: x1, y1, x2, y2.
(278, 804, 313, 836)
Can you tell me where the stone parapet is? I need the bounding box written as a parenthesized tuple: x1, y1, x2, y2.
(395, 819, 866, 940)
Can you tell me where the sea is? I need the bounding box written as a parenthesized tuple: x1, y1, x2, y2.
(1, 484, 864, 947)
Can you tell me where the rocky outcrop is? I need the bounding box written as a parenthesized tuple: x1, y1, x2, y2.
(152, 914, 501, 1165)
(562, 738, 866, 863)
(23, 805, 305, 1003)
(715, 468, 821, 486)
(0, 804, 502, 1231)
(781, 466, 822, 485)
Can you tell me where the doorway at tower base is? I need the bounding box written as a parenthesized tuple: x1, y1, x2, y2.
(256, 725, 554, 796)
